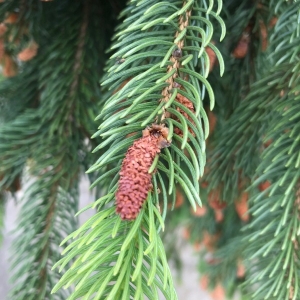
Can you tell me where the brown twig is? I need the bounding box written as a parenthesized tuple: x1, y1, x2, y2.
(69, 1, 90, 98)
(160, 3, 192, 120)
(37, 183, 58, 294)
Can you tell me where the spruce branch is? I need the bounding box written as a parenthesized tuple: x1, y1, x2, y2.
(52, 0, 225, 299)
(201, 2, 300, 299)
(244, 54, 300, 299)
(0, 0, 118, 298)
(160, 3, 191, 116)
(52, 200, 176, 300)
(205, 0, 296, 203)
(179, 1, 300, 298)
(10, 170, 79, 300)
(69, 0, 90, 99)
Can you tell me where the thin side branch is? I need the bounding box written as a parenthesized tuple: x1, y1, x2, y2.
(69, 1, 90, 98)
(161, 2, 192, 120)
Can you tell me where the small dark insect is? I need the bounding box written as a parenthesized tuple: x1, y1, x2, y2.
(172, 48, 182, 59)
(115, 57, 125, 64)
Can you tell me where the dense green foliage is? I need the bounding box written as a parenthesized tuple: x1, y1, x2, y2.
(0, 0, 126, 299)
(0, 0, 299, 300)
(51, 0, 224, 299)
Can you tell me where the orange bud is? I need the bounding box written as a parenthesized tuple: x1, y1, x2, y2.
(235, 192, 249, 222)
(182, 227, 190, 240)
(237, 259, 246, 278)
(208, 189, 226, 210)
(264, 139, 272, 148)
(259, 181, 271, 191)
(201, 181, 209, 188)
(214, 209, 224, 223)
(200, 275, 209, 290)
(4, 12, 18, 24)
(232, 32, 250, 59)
(0, 23, 7, 36)
(17, 41, 39, 61)
(3, 54, 17, 77)
(208, 110, 217, 135)
(193, 242, 202, 252)
(202, 231, 219, 252)
(191, 205, 207, 217)
(205, 41, 217, 73)
(210, 283, 226, 300)
(269, 17, 278, 28)
(0, 39, 4, 61)
(174, 190, 184, 208)
(260, 21, 268, 51)
(208, 189, 226, 222)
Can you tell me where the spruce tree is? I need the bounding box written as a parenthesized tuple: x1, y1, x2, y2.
(0, 1, 299, 300)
